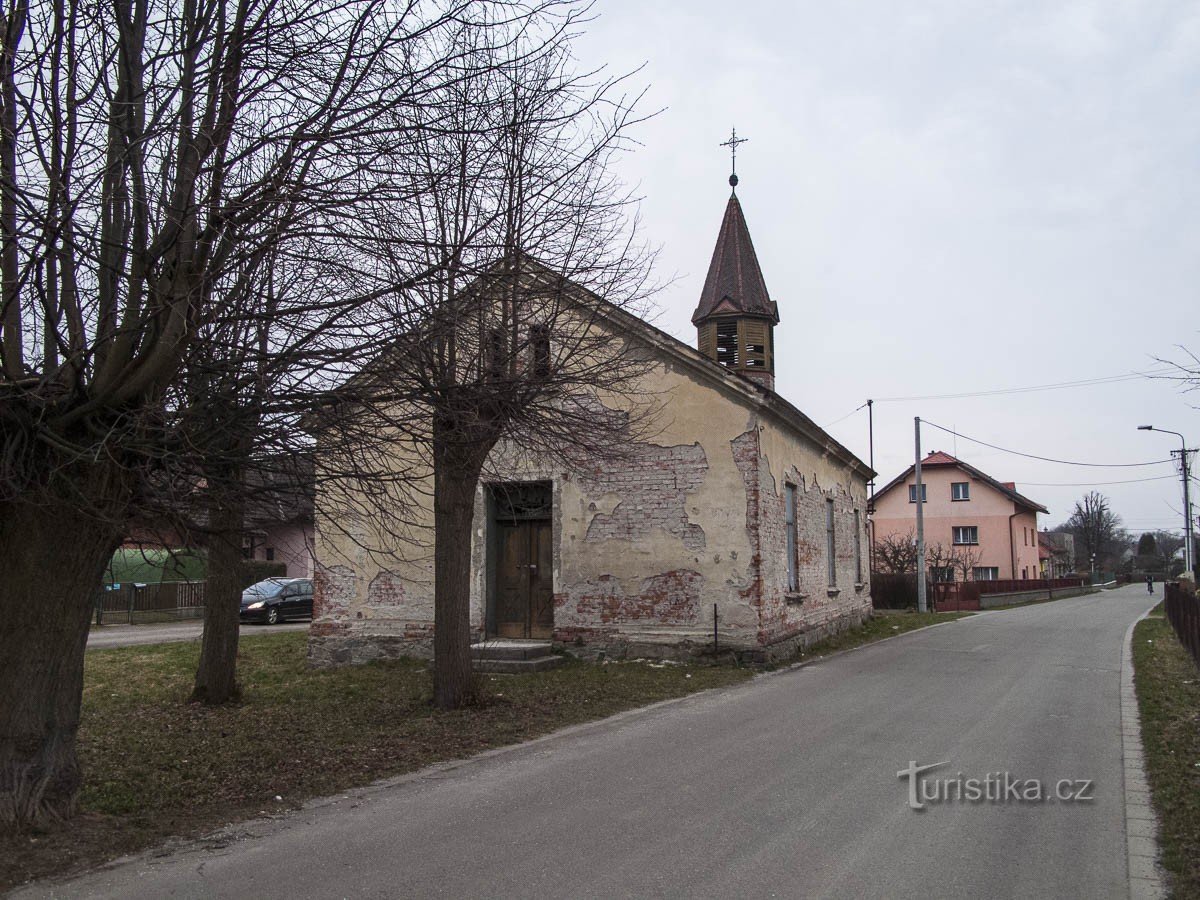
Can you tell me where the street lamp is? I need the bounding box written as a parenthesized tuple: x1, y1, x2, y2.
(1138, 425, 1194, 581)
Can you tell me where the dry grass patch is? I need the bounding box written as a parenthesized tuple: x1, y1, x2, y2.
(1133, 613, 1200, 899)
(2, 633, 751, 892)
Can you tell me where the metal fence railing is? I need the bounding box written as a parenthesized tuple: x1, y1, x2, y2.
(95, 581, 207, 625)
(1164, 582, 1200, 670)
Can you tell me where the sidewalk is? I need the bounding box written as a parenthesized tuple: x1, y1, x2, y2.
(87, 620, 309, 649)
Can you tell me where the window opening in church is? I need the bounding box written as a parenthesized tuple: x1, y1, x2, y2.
(530, 325, 551, 378)
(785, 484, 798, 592)
(825, 498, 837, 587)
(486, 328, 505, 380)
(853, 508, 862, 583)
(716, 320, 739, 367)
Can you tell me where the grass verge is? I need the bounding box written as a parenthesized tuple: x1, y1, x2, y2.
(1, 634, 751, 892)
(1132, 611, 1200, 899)
(791, 610, 971, 662)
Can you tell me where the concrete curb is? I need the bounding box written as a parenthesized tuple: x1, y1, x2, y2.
(1122, 605, 1168, 900)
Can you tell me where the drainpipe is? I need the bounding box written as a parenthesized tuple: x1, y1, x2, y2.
(1008, 511, 1019, 581)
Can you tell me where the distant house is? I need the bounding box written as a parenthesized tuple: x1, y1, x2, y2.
(1039, 530, 1075, 578)
(123, 454, 315, 579)
(872, 451, 1048, 582)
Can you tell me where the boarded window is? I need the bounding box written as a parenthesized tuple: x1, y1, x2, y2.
(743, 320, 768, 369)
(530, 325, 550, 378)
(698, 322, 716, 360)
(487, 328, 505, 380)
(716, 320, 739, 367)
(785, 485, 798, 592)
(853, 509, 862, 583)
(826, 498, 837, 586)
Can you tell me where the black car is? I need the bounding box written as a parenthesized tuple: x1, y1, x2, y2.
(239, 577, 314, 625)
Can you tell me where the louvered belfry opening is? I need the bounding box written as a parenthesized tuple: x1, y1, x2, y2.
(691, 190, 779, 390)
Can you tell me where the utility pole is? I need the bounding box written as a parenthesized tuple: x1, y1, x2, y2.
(915, 417, 927, 613)
(1180, 446, 1193, 579)
(1138, 425, 1195, 581)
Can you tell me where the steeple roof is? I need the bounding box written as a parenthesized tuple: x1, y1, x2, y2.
(691, 193, 778, 325)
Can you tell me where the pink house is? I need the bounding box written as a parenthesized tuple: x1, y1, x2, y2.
(871, 451, 1048, 582)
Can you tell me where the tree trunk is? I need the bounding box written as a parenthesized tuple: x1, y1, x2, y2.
(0, 497, 120, 828)
(431, 422, 492, 710)
(190, 485, 246, 705)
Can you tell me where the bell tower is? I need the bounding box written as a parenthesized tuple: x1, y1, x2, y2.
(692, 128, 779, 390)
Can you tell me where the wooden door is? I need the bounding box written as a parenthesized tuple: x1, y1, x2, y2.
(494, 520, 554, 639)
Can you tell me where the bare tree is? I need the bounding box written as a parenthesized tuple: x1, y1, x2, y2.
(0, 0, 572, 827)
(1056, 491, 1124, 572)
(948, 545, 983, 583)
(874, 530, 918, 575)
(316, 18, 655, 710)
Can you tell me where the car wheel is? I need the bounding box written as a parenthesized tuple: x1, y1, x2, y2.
(267, 606, 280, 625)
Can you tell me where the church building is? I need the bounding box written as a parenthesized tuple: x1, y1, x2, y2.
(308, 169, 875, 666)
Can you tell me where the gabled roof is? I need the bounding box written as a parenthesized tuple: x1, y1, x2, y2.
(310, 252, 872, 481)
(874, 450, 1048, 514)
(691, 194, 779, 325)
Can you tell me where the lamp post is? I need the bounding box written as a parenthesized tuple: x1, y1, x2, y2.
(1138, 425, 1195, 581)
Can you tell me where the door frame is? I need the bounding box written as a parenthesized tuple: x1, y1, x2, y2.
(485, 480, 553, 638)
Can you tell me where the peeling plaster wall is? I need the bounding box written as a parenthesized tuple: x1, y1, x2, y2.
(750, 414, 874, 659)
(308, 352, 871, 668)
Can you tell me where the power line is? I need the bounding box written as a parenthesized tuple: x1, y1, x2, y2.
(1020, 474, 1179, 487)
(823, 402, 868, 429)
(922, 420, 1174, 468)
(875, 367, 1174, 403)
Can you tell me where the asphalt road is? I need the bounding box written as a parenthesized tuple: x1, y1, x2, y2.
(38, 585, 1155, 899)
(86, 620, 310, 649)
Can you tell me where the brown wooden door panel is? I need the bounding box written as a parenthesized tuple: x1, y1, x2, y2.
(495, 522, 528, 638)
(530, 521, 554, 639)
(492, 518, 554, 639)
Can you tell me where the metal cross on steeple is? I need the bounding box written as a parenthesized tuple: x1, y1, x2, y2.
(719, 127, 748, 189)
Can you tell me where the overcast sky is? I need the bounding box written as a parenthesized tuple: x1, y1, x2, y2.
(576, 0, 1200, 537)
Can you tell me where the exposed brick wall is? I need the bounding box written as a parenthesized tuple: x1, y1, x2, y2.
(366, 570, 406, 607)
(313, 564, 356, 621)
(576, 442, 708, 551)
(559, 569, 703, 627)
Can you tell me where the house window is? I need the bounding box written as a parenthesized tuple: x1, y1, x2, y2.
(530, 325, 551, 378)
(951, 482, 970, 501)
(974, 566, 999, 581)
(952, 525, 979, 545)
(825, 498, 837, 586)
(265, 547, 275, 561)
(931, 566, 955, 583)
(908, 484, 927, 503)
(853, 509, 862, 584)
(785, 485, 798, 592)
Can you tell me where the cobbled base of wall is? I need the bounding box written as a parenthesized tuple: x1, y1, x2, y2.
(307, 634, 435, 668)
(744, 609, 871, 664)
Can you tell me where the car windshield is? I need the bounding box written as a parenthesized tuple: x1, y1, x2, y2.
(242, 580, 287, 600)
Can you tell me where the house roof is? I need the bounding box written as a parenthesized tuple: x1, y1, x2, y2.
(691, 194, 779, 325)
(874, 450, 1048, 514)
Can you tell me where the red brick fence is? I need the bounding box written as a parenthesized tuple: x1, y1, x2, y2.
(1164, 582, 1200, 670)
